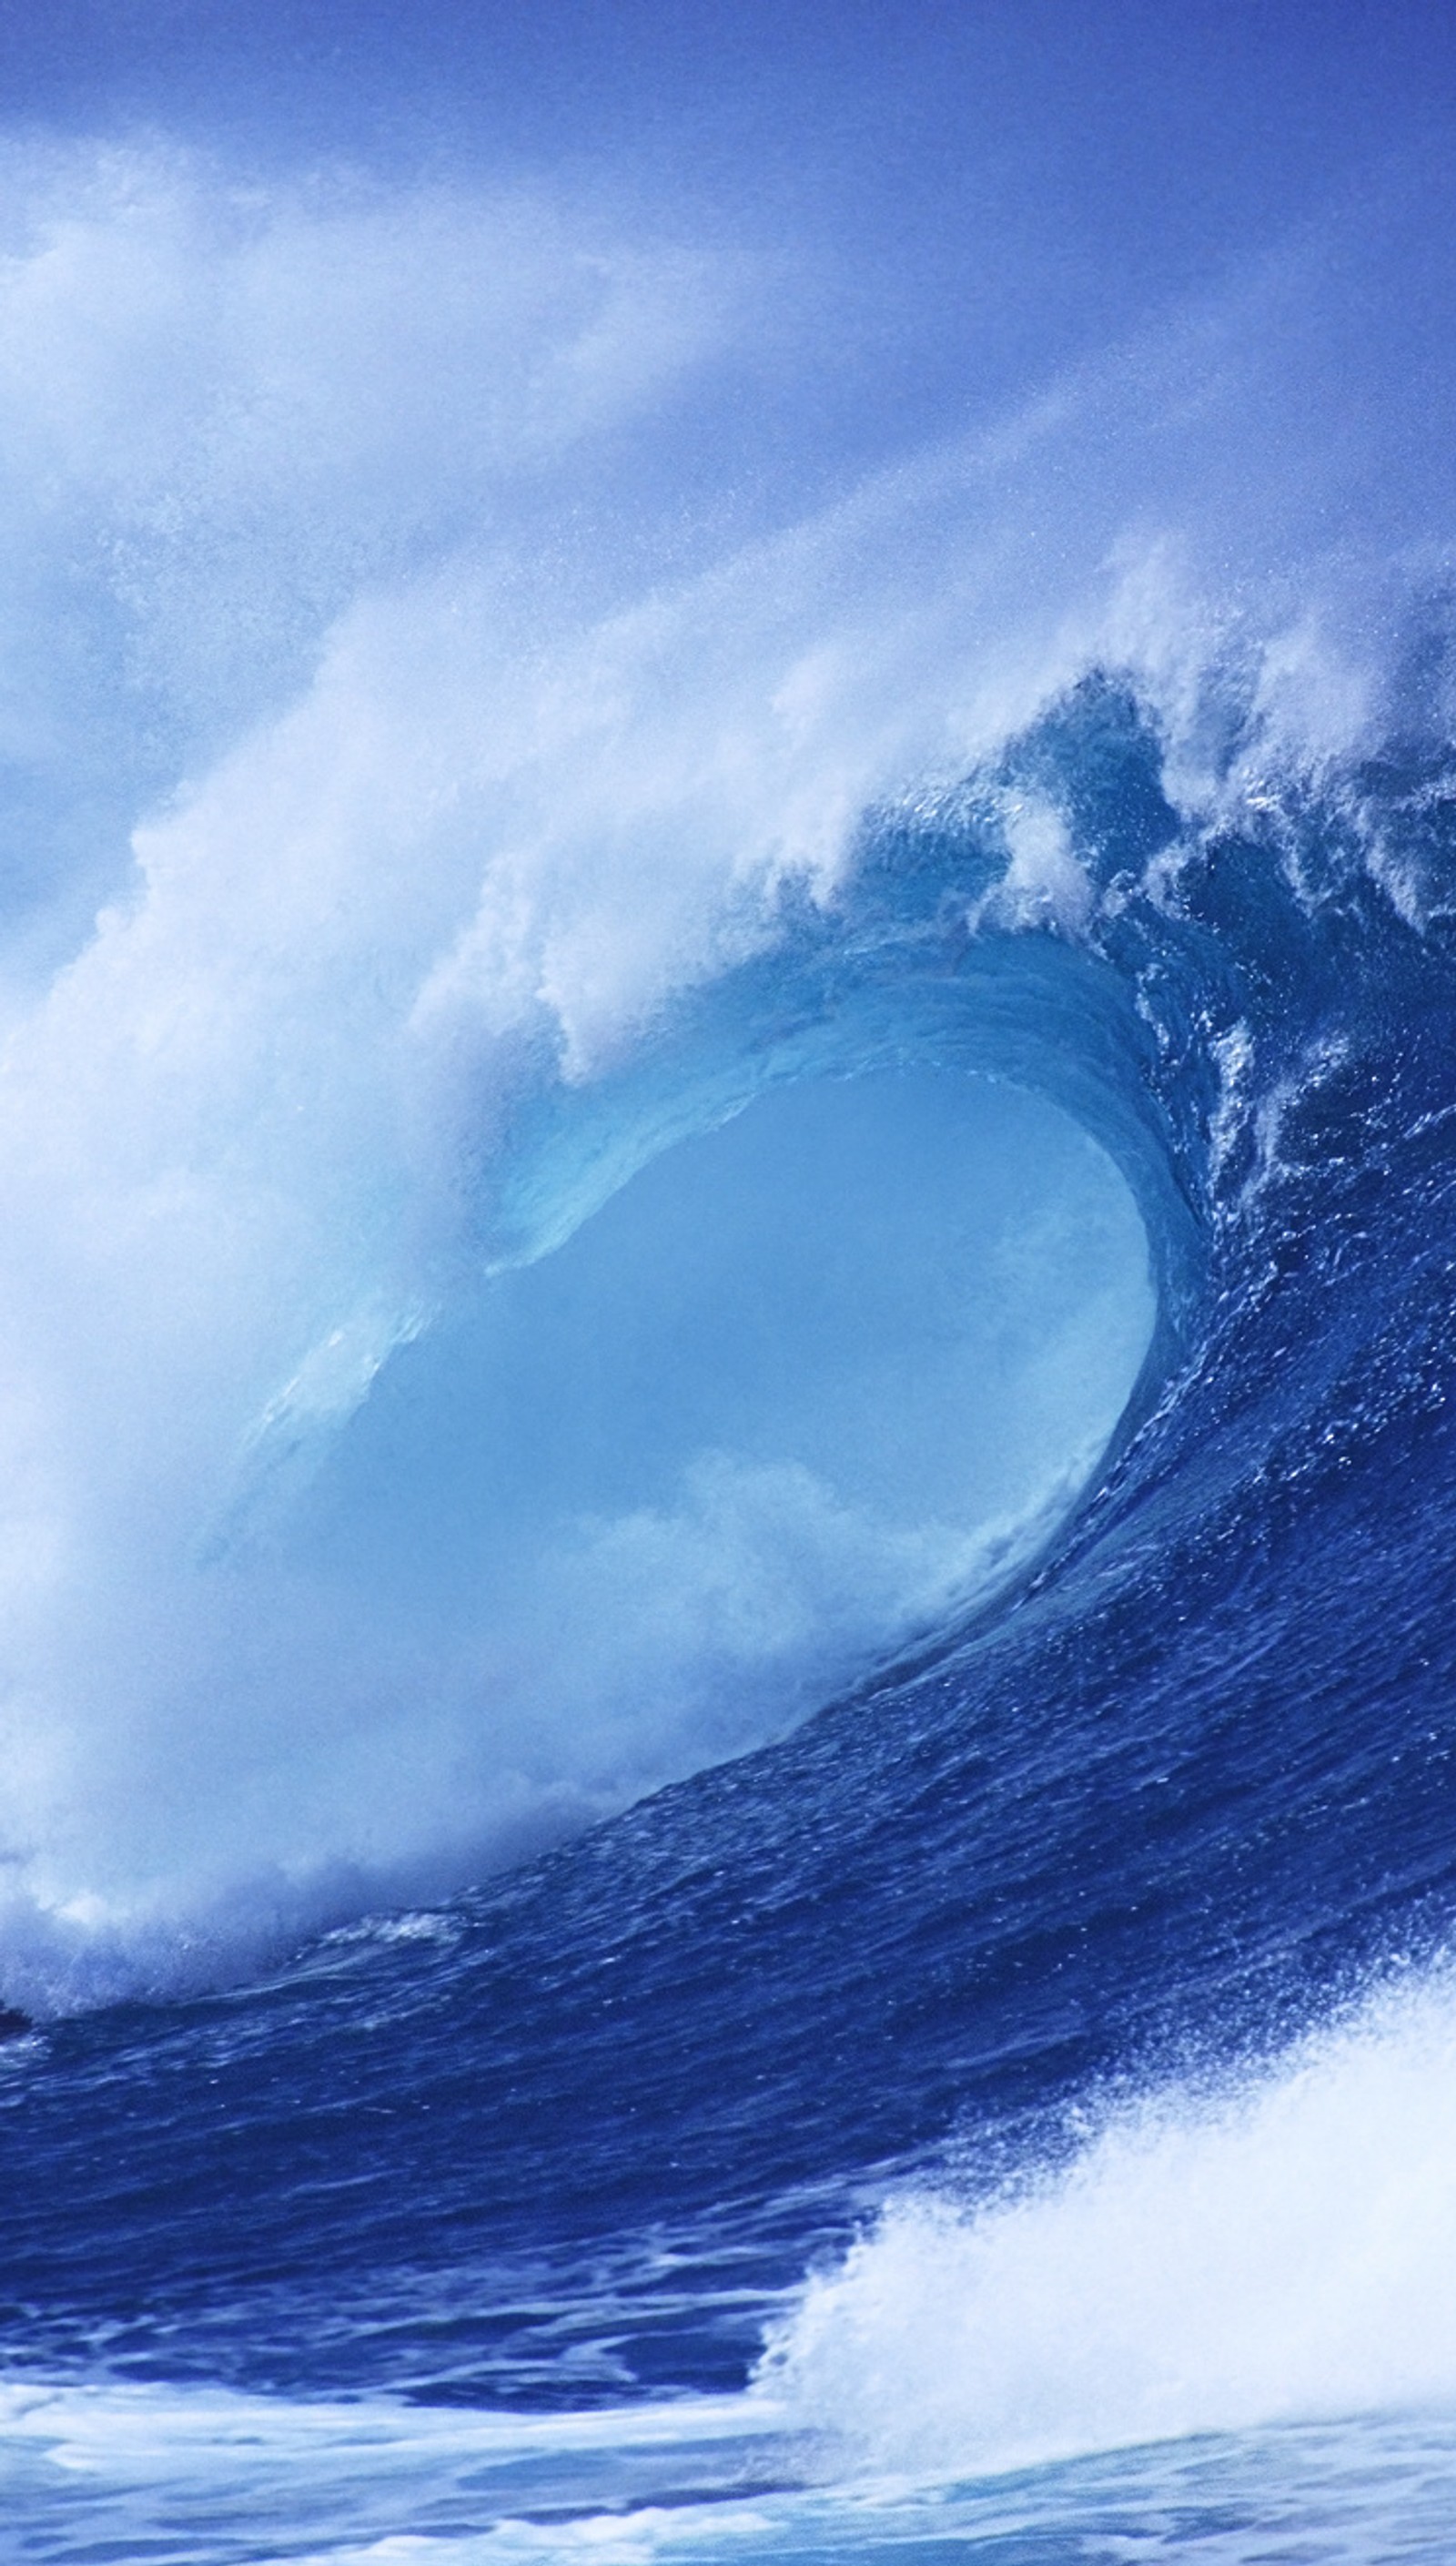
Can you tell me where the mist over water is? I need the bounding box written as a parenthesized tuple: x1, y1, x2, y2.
(0, 137, 1279, 1999)
(0, 146, 1179, 1992)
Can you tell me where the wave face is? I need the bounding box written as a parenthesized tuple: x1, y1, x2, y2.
(10, 600, 1456, 2539)
(6, 31, 1456, 2558)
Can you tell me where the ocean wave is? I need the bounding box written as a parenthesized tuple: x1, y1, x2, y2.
(2, 506, 1455, 2010)
(763, 1966, 1456, 2478)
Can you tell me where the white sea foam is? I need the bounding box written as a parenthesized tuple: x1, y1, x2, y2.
(762, 1967, 1456, 2480)
(0, 2376, 786, 2564)
(5, 2378, 1455, 2564)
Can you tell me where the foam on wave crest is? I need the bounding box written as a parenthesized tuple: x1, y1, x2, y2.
(762, 1968, 1456, 2481)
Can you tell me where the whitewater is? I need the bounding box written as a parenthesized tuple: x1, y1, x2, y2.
(5, 6, 1456, 2556)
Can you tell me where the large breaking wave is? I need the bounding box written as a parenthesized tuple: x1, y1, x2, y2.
(9, 107, 1456, 2561)
(5, 145, 1455, 2013)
